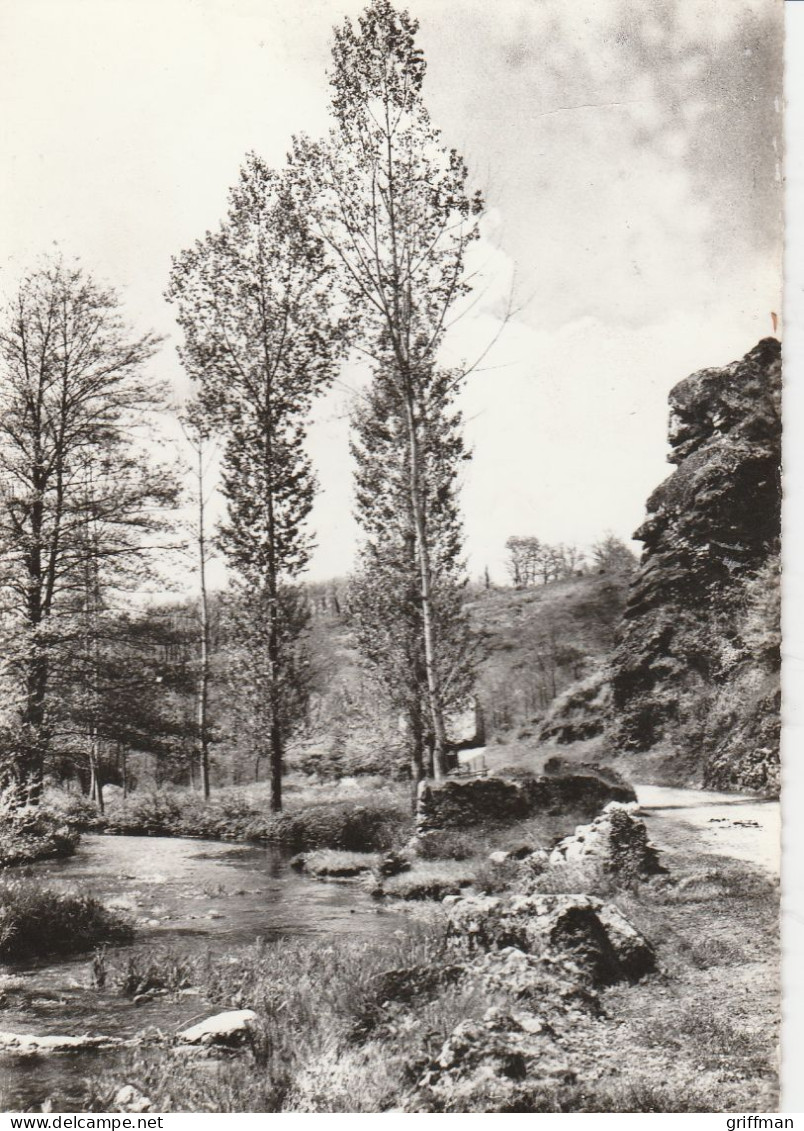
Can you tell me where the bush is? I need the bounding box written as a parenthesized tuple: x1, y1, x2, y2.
(274, 801, 410, 852)
(101, 787, 412, 852)
(41, 788, 105, 832)
(0, 880, 134, 961)
(0, 786, 79, 867)
(415, 829, 478, 861)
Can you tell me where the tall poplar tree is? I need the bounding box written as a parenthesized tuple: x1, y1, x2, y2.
(167, 154, 343, 811)
(293, 0, 483, 777)
(348, 361, 475, 789)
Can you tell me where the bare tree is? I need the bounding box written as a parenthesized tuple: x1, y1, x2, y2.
(0, 257, 175, 797)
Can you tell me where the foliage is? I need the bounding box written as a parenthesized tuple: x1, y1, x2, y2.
(112, 946, 196, 998)
(100, 784, 411, 851)
(0, 256, 177, 794)
(223, 585, 313, 787)
(590, 533, 638, 574)
(167, 152, 345, 811)
(293, 0, 483, 778)
(0, 784, 79, 866)
(0, 879, 133, 961)
(347, 365, 478, 781)
(505, 537, 586, 587)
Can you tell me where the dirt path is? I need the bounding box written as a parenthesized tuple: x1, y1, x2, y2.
(635, 783, 780, 876)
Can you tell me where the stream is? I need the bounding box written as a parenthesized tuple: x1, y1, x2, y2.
(0, 834, 406, 1112)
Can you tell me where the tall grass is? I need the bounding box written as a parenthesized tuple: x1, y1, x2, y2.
(0, 880, 133, 961)
(100, 784, 412, 852)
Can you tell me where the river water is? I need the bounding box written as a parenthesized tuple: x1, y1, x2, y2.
(0, 834, 405, 1112)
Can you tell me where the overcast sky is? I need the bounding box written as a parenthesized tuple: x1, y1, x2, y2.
(0, 0, 783, 583)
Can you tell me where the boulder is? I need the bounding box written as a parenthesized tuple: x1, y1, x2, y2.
(418, 1005, 575, 1112)
(177, 1009, 257, 1046)
(446, 892, 655, 985)
(547, 802, 664, 880)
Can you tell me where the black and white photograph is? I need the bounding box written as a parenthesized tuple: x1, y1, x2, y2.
(0, 0, 785, 1114)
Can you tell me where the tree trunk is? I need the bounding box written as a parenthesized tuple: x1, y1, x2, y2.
(196, 444, 211, 800)
(269, 717, 282, 813)
(402, 394, 449, 780)
(409, 702, 425, 813)
(89, 736, 104, 814)
(21, 657, 48, 802)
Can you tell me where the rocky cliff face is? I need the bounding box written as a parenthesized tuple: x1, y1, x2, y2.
(539, 338, 781, 793)
(611, 337, 781, 791)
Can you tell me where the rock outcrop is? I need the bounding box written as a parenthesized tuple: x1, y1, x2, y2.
(414, 770, 636, 838)
(612, 337, 781, 791)
(412, 887, 656, 1110)
(540, 339, 781, 794)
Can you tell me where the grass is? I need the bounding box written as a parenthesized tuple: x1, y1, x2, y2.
(375, 860, 476, 900)
(295, 850, 379, 878)
(111, 946, 196, 998)
(100, 779, 412, 852)
(41, 831, 778, 1112)
(0, 880, 134, 962)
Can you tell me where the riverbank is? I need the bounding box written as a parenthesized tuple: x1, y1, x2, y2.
(66, 777, 413, 851)
(5, 794, 778, 1113)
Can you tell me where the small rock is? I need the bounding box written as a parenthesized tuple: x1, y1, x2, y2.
(113, 1085, 151, 1113)
(488, 850, 511, 865)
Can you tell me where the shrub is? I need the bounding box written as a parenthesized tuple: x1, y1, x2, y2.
(415, 829, 478, 861)
(0, 881, 133, 961)
(41, 789, 105, 832)
(101, 788, 412, 852)
(0, 786, 80, 867)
